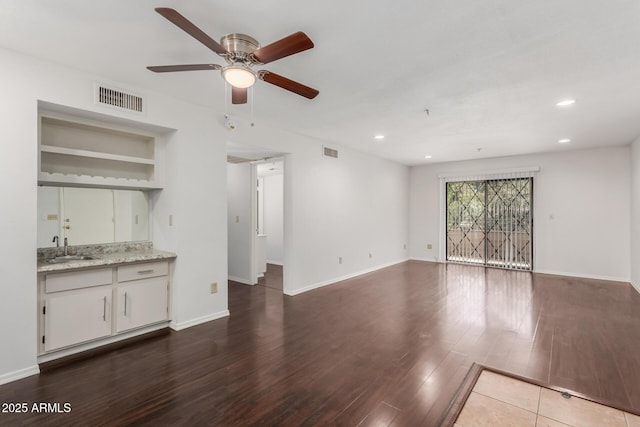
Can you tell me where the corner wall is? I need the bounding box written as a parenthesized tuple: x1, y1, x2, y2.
(227, 120, 410, 296)
(0, 47, 228, 383)
(227, 163, 253, 284)
(631, 137, 640, 291)
(409, 146, 631, 282)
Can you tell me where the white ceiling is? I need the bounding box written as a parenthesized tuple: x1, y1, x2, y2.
(2, 0, 640, 165)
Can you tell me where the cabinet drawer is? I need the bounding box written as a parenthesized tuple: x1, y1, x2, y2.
(117, 261, 169, 282)
(45, 268, 113, 293)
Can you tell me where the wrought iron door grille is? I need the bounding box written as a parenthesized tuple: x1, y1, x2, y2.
(446, 178, 532, 271)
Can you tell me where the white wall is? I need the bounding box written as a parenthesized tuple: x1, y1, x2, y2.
(631, 137, 640, 291)
(228, 122, 410, 296)
(263, 173, 284, 265)
(0, 47, 228, 384)
(410, 146, 631, 282)
(227, 163, 253, 283)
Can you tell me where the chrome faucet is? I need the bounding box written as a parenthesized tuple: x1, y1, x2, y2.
(52, 235, 59, 247)
(64, 237, 68, 256)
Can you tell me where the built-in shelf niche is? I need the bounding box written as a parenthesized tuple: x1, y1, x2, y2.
(38, 115, 163, 189)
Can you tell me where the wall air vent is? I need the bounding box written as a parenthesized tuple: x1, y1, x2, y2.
(95, 83, 145, 114)
(323, 146, 338, 158)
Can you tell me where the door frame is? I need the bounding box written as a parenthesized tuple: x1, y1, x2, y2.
(438, 167, 539, 270)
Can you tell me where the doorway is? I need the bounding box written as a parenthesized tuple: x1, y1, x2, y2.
(226, 141, 287, 292)
(446, 177, 533, 271)
(255, 158, 284, 291)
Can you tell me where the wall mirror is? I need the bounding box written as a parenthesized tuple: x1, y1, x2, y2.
(37, 187, 150, 248)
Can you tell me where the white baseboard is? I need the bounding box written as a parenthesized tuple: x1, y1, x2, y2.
(284, 259, 409, 296)
(632, 281, 640, 294)
(170, 310, 230, 331)
(38, 323, 170, 363)
(409, 259, 630, 284)
(409, 257, 442, 263)
(266, 261, 284, 266)
(534, 269, 630, 283)
(228, 276, 254, 285)
(0, 365, 40, 386)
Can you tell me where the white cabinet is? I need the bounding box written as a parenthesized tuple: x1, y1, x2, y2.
(44, 286, 112, 352)
(39, 260, 172, 355)
(116, 276, 168, 333)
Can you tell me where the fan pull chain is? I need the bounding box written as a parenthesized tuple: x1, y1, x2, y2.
(224, 82, 229, 120)
(250, 86, 255, 127)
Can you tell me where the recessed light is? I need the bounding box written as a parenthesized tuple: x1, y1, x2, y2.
(424, 155, 432, 159)
(558, 138, 571, 144)
(374, 135, 385, 140)
(556, 99, 576, 107)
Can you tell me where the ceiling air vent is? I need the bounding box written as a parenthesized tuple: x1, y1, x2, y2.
(323, 146, 338, 158)
(95, 83, 145, 114)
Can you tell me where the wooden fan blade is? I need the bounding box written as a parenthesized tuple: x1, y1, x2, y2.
(232, 87, 248, 104)
(155, 8, 228, 55)
(260, 71, 319, 99)
(252, 32, 314, 64)
(147, 64, 221, 72)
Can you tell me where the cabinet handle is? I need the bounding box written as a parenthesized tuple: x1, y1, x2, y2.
(124, 292, 128, 316)
(103, 297, 107, 321)
(137, 269, 154, 274)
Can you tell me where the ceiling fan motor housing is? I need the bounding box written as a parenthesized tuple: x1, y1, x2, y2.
(221, 33, 260, 63)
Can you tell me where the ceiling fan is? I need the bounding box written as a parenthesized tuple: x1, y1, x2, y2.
(147, 8, 319, 104)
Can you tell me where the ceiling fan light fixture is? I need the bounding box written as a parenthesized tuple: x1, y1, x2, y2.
(222, 64, 256, 88)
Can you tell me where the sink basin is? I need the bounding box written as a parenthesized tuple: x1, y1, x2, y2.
(48, 255, 95, 264)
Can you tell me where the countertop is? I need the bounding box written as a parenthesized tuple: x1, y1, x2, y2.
(37, 249, 176, 273)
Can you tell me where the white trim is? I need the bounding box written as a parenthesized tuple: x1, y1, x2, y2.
(284, 259, 409, 296)
(438, 166, 540, 180)
(0, 365, 40, 386)
(439, 178, 446, 262)
(38, 322, 169, 363)
(439, 168, 537, 267)
(409, 257, 443, 264)
(534, 269, 630, 284)
(631, 281, 640, 294)
(169, 310, 230, 331)
(266, 260, 284, 266)
(228, 276, 255, 285)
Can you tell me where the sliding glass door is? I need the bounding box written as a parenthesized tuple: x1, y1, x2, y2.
(446, 177, 532, 271)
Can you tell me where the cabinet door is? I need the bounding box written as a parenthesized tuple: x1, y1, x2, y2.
(44, 287, 112, 352)
(116, 276, 168, 333)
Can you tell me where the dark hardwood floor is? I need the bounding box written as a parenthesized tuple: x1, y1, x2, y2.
(2, 261, 640, 426)
(257, 263, 283, 291)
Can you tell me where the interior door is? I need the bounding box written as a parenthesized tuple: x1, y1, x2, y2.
(62, 187, 115, 245)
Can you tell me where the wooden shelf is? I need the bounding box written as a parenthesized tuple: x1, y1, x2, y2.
(38, 114, 163, 189)
(40, 145, 155, 165)
(38, 172, 160, 190)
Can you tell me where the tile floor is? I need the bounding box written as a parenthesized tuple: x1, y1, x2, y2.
(455, 371, 640, 427)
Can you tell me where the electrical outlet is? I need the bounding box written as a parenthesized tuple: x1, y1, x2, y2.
(427, 243, 433, 250)
(338, 257, 342, 264)
(210, 282, 218, 294)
